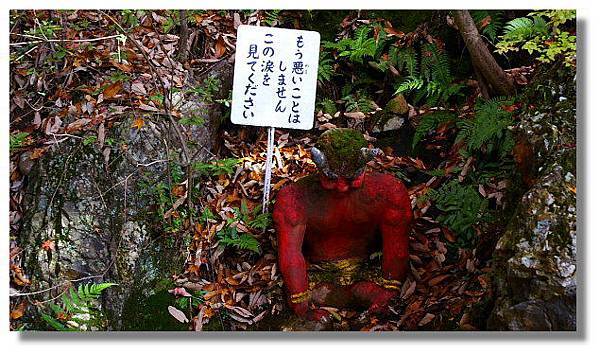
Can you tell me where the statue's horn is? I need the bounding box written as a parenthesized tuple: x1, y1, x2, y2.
(311, 147, 328, 170)
(311, 147, 335, 178)
(361, 147, 383, 160)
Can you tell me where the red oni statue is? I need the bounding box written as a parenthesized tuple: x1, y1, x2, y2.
(273, 128, 412, 321)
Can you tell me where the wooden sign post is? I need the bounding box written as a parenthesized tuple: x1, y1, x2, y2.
(231, 25, 320, 212)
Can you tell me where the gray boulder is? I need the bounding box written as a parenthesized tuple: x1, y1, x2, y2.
(488, 65, 576, 331)
(488, 150, 576, 330)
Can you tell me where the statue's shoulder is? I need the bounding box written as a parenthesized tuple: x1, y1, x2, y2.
(363, 172, 409, 205)
(276, 175, 319, 201)
(274, 175, 318, 224)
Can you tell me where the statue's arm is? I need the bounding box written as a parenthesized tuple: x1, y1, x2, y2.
(379, 180, 413, 288)
(273, 189, 310, 317)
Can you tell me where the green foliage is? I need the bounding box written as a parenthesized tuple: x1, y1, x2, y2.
(394, 44, 465, 106)
(200, 206, 217, 222)
(215, 90, 232, 108)
(109, 71, 130, 83)
(342, 90, 374, 113)
(174, 290, 206, 310)
(428, 180, 488, 244)
(48, 45, 68, 63)
(471, 10, 505, 42)
(170, 161, 185, 183)
(232, 200, 272, 231)
(396, 76, 424, 94)
(192, 158, 240, 176)
(179, 115, 205, 126)
(456, 97, 515, 156)
(496, 10, 576, 67)
(140, 160, 187, 234)
(82, 135, 97, 146)
(264, 10, 281, 26)
(412, 111, 457, 148)
(10, 132, 29, 151)
(216, 201, 270, 254)
(318, 98, 337, 115)
(322, 25, 378, 63)
(187, 76, 221, 103)
(248, 212, 272, 230)
(26, 19, 62, 38)
(390, 46, 418, 76)
(41, 282, 117, 331)
(502, 16, 549, 41)
(217, 225, 261, 254)
(162, 11, 179, 33)
(121, 10, 141, 29)
(318, 52, 335, 84)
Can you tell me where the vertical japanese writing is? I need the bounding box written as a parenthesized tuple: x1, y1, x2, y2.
(261, 33, 275, 87)
(289, 35, 306, 124)
(243, 43, 259, 119)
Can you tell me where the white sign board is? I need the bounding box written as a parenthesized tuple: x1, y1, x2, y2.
(231, 25, 320, 130)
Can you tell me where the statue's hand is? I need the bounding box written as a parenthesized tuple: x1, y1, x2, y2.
(367, 287, 397, 315)
(291, 300, 331, 322)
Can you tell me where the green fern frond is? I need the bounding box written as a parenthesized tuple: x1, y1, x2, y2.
(471, 10, 504, 42)
(421, 43, 451, 86)
(395, 76, 424, 95)
(248, 212, 272, 230)
(217, 226, 261, 254)
(343, 91, 374, 112)
(192, 158, 240, 176)
(263, 10, 281, 26)
(329, 25, 377, 63)
(318, 98, 337, 116)
(42, 282, 117, 331)
(502, 16, 548, 40)
(41, 313, 69, 331)
(60, 282, 118, 314)
(392, 47, 418, 77)
(458, 97, 515, 154)
(429, 180, 489, 243)
(318, 52, 335, 83)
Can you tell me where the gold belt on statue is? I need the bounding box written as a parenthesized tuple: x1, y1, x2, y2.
(307, 257, 402, 290)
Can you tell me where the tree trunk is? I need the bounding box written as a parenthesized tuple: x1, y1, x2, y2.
(453, 10, 515, 97)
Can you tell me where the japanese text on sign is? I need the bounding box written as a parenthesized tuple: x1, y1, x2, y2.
(231, 25, 320, 130)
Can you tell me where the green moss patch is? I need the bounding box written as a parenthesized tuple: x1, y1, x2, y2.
(317, 128, 367, 176)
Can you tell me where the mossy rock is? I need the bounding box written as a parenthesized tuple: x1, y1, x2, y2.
(488, 150, 576, 330)
(386, 94, 409, 115)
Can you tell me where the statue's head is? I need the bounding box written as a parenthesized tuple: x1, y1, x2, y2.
(311, 128, 381, 192)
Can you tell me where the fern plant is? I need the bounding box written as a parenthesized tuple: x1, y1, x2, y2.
(470, 10, 505, 42)
(342, 89, 374, 113)
(394, 43, 465, 107)
(317, 98, 337, 116)
(216, 201, 269, 254)
(233, 200, 272, 231)
(217, 225, 261, 254)
(263, 10, 281, 26)
(456, 97, 515, 157)
(41, 282, 117, 331)
(192, 158, 240, 176)
(318, 52, 336, 84)
(322, 25, 378, 63)
(427, 180, 489, 245)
